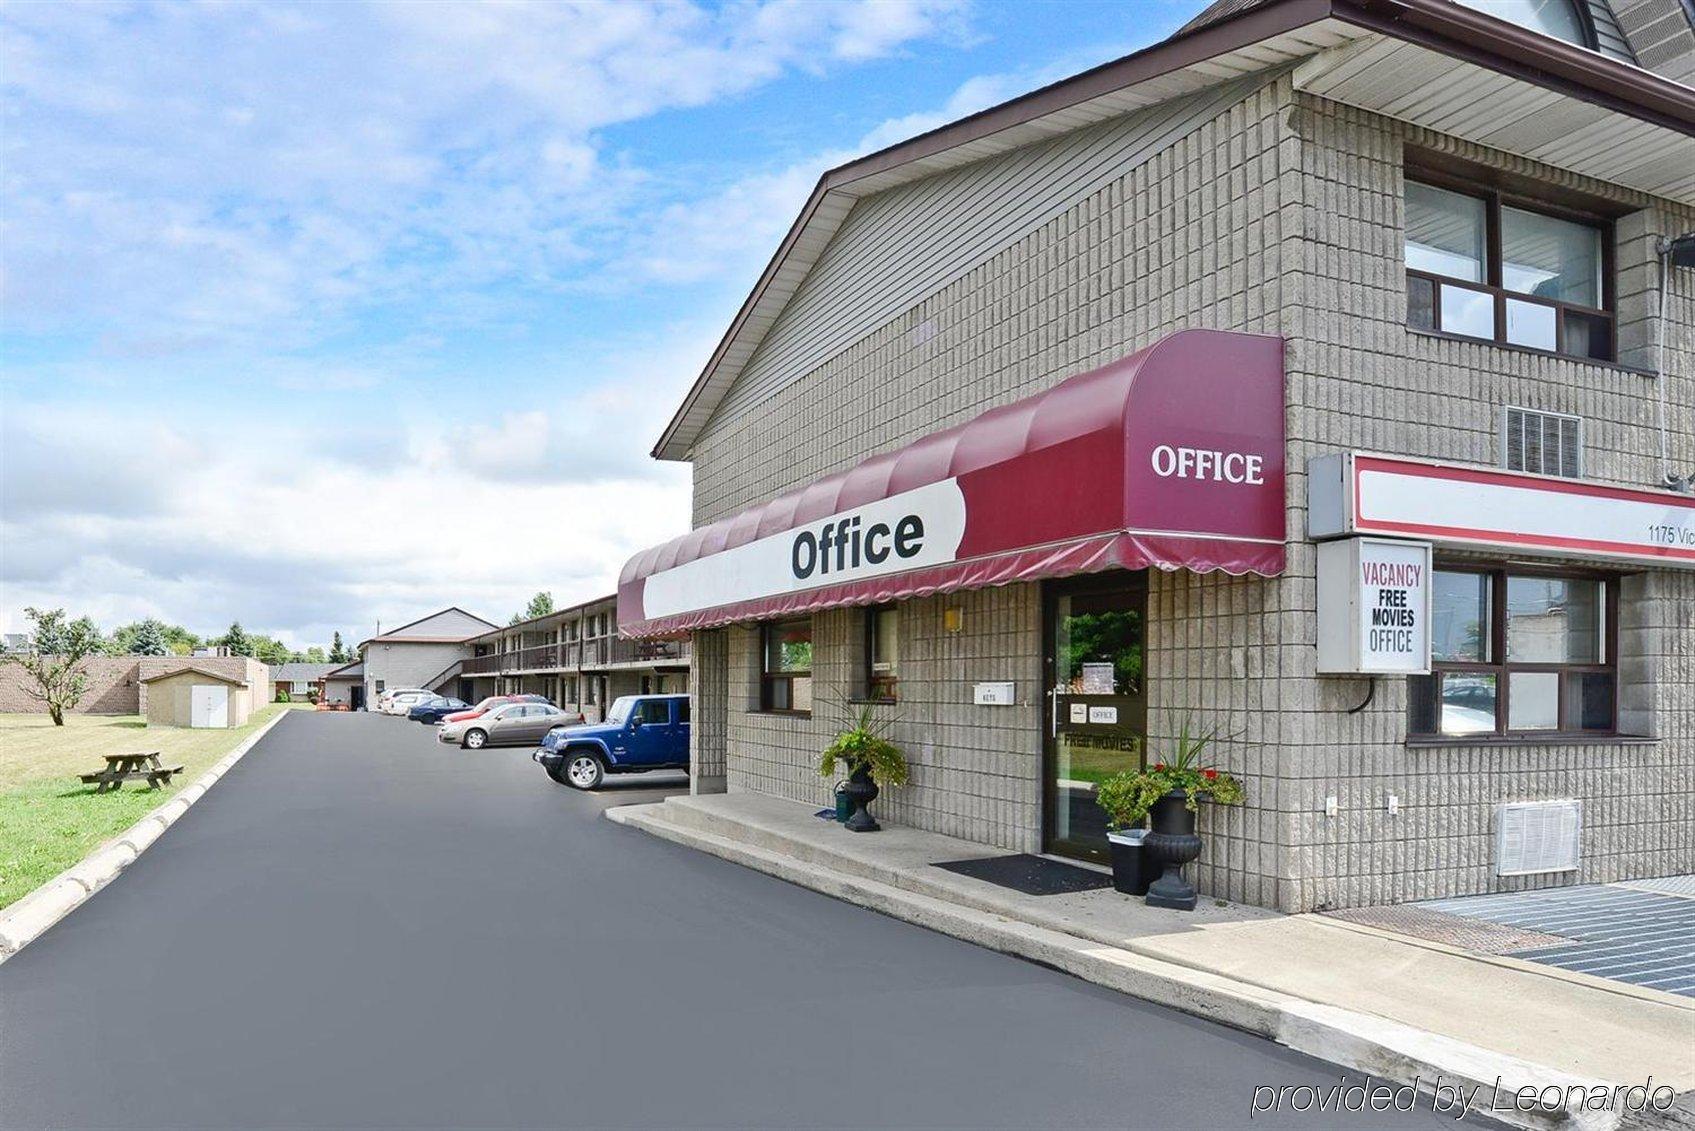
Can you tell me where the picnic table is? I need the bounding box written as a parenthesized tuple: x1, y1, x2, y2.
(79, 752, 185, 793)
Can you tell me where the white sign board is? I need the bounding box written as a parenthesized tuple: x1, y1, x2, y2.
(973, 681, 1015, 706)
(1088, 705, 1119, 725)
(1308, 452, 1695, 568)
(1316, 537, 1432, 674)
(1080, 663, 1116, 694)
(1068, 703, 1088, 723)
(641, 479, 968, 620)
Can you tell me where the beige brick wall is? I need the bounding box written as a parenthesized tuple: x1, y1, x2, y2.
(1270, 95, 1695, 911)
(686, 75, 1695, 911)
(0, 656, 145, 714)
(0, 654, 270, 717)
(720, 586, 1044, 851)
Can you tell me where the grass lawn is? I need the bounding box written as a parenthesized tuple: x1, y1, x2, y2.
(0, 704, 287, 910)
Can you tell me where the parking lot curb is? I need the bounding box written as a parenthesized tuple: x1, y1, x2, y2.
(0, 707, 294, 962)
(609, 800, 1639, 1131)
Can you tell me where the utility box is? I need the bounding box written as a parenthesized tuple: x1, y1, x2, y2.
(1316, 537, 1433, 675)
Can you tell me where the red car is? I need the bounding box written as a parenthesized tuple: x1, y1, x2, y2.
(441, 694, 556, 725)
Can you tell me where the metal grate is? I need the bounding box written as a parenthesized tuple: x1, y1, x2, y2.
(1503, 407, 1582, 477)
(1495, 799, 1582, 876)
(1425, 883, 1695, 998)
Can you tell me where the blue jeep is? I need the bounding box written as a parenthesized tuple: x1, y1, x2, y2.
(533, 694, 689, 790)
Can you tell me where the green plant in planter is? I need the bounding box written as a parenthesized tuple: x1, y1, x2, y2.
(817, 700, 909, 787)
(1095, 719, 1244, 829)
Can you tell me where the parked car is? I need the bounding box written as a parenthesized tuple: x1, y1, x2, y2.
(439, 701, 579, 749)
(534, 694, 690, 790)
(374, 688, 431, 715)
(408, 696, 470, 724)
(441, 693, 556, 725)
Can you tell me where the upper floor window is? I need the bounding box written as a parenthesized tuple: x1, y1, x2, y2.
(1405, 177, 1612, 361)
(1453, 0, 1592, 48)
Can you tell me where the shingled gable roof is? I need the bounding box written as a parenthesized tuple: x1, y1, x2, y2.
(139, 663, 250, 686)
(650, 0, 1695, 464)
(357, 606, 497, 650)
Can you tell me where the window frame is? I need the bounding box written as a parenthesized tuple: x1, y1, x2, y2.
(1404, 171, 1615, 362)
(1411, 564, 1620, 741)
(862, 604, 899, 703)
(759, 618, 813, 715)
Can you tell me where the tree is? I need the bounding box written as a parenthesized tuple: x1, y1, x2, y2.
(512, 592, 555, 625)
(220, 621, 252, 657)
(243, 634, 292, 666)
(3, 608, 105, 725)
(126, 619, 170, 656)
(329, 632, 348, 664)
(304, 646, 327, 663)
(161, 624, 201, 656)
(108, 619, 199, 656)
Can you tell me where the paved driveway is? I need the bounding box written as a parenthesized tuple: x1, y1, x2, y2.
(2, 712, 1463, 1129)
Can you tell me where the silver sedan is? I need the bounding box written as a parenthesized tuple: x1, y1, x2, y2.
(438, 702, 576, 750)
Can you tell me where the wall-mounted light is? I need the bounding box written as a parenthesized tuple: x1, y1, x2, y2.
(943, 607, 963, 634)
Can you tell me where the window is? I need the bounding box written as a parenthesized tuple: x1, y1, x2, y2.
(1504, 407, 1583, 477)
(1405, 177, 1612, 360)
(1411, 567, 1616, 738)
(633, 699, 671, 726)
(761, 619, 813, 712)
(1453, 0, 1592, 48)
(677, 699, 690, 724)
(291, 680, 311, 693)
(864, 605, 899, 702)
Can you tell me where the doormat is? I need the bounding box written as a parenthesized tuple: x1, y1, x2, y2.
(931, 854, 1112, 896)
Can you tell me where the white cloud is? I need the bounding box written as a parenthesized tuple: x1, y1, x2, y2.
(1, 317, 719, 647)
(0, 0, 968, 350)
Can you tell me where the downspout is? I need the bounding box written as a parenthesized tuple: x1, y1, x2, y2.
(1657, 233, 1695, 493)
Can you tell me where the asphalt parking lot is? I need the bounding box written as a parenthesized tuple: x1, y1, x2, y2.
(2, 711, 1470, 1129)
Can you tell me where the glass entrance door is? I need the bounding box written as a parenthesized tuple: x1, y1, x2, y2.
(1043, 573, 1148, 863)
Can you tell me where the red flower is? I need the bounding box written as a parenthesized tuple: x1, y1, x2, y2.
(1153, 762, 1166, 771)
(1203, 769, 1218, 781)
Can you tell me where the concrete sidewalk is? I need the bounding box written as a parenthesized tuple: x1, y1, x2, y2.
(609, 792, 1695, 1131)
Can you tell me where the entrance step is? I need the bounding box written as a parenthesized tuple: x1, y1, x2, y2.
(647, 791, 1272, 950)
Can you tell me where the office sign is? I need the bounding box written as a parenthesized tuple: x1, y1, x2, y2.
(1317, 537, 1432, 675)
(619, 330, 1288, 637)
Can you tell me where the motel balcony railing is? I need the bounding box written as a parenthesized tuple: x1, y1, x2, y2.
(590, 636, 692, 668)
(460, 637, 688, 675)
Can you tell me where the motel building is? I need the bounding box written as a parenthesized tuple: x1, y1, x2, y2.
(460, 594, 690, 722)
(618, 0, 1695, 912)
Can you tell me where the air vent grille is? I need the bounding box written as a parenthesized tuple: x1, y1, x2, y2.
(1495, 800, 1582, 876)
(1504, 408, 1582, 478)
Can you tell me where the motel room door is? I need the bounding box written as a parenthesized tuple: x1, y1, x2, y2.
(1042, 572, 1148, 864)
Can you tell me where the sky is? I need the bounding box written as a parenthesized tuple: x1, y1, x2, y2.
(1, 0, 1205, 650)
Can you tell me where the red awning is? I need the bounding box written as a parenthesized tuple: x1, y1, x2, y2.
(620, 328, 1285, 637)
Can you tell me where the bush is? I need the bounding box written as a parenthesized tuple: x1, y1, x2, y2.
(817, 700, 909, 787)
(1095, 719, 1245, 829)
(275, 689, 292, 703)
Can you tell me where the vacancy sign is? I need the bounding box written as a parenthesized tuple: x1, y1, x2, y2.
(1317, 537, 1432, 674)
(1309, 452, 1695, 568)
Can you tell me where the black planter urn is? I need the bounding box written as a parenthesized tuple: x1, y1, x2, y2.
(842, 765, 881, 832)
(1143, 791, 1202, 910)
